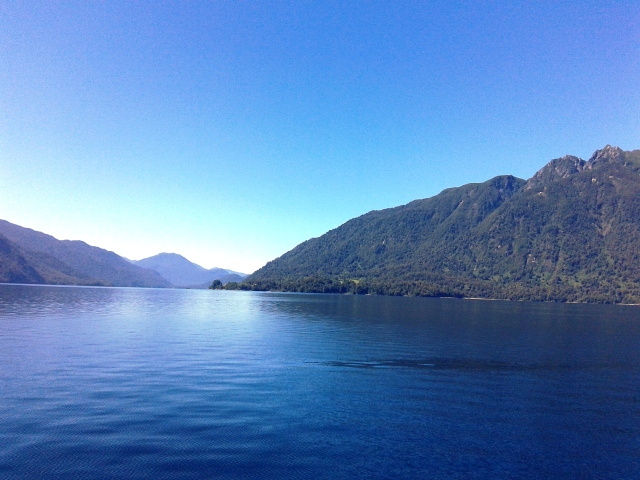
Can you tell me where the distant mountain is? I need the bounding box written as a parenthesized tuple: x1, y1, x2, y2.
(0, 220, 170, 287)
(134, 253, 247, 287)
(243, 146, 640, 304)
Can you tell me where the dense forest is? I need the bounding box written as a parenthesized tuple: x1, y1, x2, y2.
(222, 146, 640, 304)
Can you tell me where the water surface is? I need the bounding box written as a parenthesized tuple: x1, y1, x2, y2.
(1, 285, 639, 478)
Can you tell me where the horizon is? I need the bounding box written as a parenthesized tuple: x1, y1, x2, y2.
(2, 2, 639, 273)
(1, 143, 634, 276)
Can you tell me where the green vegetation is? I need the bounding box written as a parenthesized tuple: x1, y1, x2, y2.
(234, 146, 640, 304)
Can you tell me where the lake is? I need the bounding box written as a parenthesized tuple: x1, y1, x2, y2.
(0, 284, 639, 479)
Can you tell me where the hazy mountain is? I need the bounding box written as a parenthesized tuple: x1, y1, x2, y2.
(0, 234, 46, 284)
(244, 146, 640, 304)
(134, 253, 247, 287)
(0, 220, 170, 287)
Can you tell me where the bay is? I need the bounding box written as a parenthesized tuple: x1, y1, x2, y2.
(0, 284, 639, 479)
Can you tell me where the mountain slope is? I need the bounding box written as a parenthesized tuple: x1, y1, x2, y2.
(245, 146, 640, 303)
(0, 234, 46, 284)
(0, 220, 170, 287)
(135, 253, 247, 287)
(251, 174, 525, 279)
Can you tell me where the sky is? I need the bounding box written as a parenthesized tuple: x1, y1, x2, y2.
(1, 1, 639, 273)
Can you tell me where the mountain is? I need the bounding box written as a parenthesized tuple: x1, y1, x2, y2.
(0, 220, 170, 287)
(243, 146, 640, 304)
(134, 253, 247, 287)
(0, 234, 46, 284)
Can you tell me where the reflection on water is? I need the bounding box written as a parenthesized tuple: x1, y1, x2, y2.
(0, 284, 639, 479)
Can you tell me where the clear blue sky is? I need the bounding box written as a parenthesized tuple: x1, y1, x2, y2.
(1, 1, 639, 273)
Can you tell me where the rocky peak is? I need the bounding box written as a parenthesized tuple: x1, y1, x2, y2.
(586, 145, 624, 169)
(526, 154, 586, 189)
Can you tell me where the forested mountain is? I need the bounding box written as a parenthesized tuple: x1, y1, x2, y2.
(0, 234, 46, 284)
(0, 220, 170, 287)
(242, 146, 640, 303)
(134, 253, 246, 287)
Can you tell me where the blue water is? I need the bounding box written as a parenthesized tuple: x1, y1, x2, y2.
(0, 285, 639, 479)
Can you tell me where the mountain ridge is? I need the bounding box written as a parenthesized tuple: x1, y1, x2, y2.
(0, 220, 170, 287)
(134, 252, 247, 287)
(240, 146, 640, 303)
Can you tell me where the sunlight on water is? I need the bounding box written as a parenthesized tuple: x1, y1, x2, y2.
(1, 284, 639, 479)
